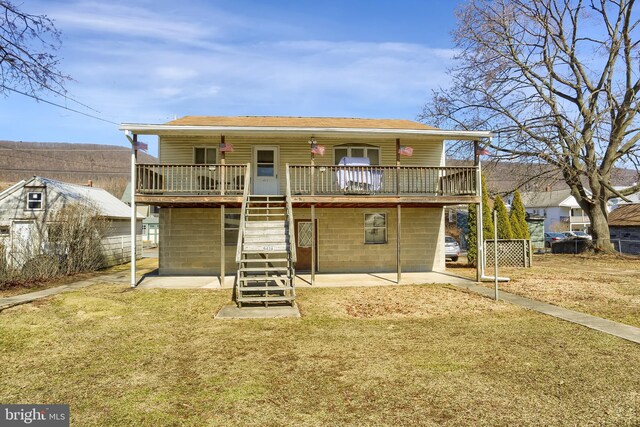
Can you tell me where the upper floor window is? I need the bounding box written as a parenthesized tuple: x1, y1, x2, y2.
(334, 145, 380, 165)
(194, 147, 217, 164)
(27, 192, 43, 210)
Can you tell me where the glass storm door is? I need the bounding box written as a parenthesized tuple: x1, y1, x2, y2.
(253, 146, 279, 194)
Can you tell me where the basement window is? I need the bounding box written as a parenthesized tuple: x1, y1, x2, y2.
(0, 225, 9, 236)
(26, 192, 43, 210)
(364, 213, 387, 244)
(224, 213, 240, 246)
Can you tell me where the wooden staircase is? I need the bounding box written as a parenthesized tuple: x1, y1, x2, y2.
(235, 195, 296, 307)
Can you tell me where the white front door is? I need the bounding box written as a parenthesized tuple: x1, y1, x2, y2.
(253, 146, 279, 195)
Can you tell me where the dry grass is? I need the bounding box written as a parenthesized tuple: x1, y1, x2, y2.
(449, 253, 640, 327)
(1, 283, 639, 426)
(0, 258, 158, 298)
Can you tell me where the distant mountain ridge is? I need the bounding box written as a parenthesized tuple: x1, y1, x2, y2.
(0, 140, 157, 197)
(448, 158, 638, 195)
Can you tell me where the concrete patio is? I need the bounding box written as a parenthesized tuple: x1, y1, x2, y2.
(136, 271, 474, 289)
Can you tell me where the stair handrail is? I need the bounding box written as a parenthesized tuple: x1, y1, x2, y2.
(285, 164, 297, 263)
(235, 163, 252, 263)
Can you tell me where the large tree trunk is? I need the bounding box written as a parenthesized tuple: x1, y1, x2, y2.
(587, 204, 613, 252)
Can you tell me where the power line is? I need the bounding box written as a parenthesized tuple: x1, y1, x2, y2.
(1, 85, 120, 125)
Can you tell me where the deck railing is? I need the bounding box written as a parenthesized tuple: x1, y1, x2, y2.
(135, 164, 248, 195)
(287, 165, 478, 196)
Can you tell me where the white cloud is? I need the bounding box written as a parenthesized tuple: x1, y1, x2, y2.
(50, 1, 212, 43)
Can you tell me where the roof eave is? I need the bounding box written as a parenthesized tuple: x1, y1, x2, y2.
(119, 123, 492, 140)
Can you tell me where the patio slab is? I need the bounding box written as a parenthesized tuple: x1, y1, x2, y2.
(136, 271, 474, 289)
(215, 304, 301, 319)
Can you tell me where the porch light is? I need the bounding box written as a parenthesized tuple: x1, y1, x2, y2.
(308, 137, 317, 145)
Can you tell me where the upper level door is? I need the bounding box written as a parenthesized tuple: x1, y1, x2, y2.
(253, 146, 279, 195)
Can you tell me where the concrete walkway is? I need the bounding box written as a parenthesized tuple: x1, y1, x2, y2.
(450, 281, 640, 345)
(0, 271, 133, 311)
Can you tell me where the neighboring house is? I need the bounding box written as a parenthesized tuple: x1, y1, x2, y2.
(121, 116, 490, 305)
(122, 182, 159, 245)
(608, 203, 640, 255)
(518, 189, 590, 232)
(608, 186, 640, 211)
(0, 176, 143, 268)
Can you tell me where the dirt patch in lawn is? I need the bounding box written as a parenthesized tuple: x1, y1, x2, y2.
(303, 285, 517, 319)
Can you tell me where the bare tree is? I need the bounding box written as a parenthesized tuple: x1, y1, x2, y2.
(422, 0, 640, 250)
(0, 1, 68, 96)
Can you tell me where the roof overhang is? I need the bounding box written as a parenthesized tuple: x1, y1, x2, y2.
(119, 123, 492, 140)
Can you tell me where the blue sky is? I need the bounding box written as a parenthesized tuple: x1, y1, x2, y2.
(0, 0, 460, 155)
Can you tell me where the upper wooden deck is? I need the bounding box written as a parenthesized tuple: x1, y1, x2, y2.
(134, 163, 480, 207)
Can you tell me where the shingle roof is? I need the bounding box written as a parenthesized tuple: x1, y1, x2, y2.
(165, 116, 438, 130)
(609, 203, 640, 227)
(34, 177, 142, 219)
(519, 189, 575, 208)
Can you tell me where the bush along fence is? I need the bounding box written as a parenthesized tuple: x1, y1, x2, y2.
(484, 239, 532, 268)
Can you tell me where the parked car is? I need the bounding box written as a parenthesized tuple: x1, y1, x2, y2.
(562, 231, 592, 240)
(445, 236, 460, 262)
(572, 231, 592, 240)
(544, 232, 566, 248)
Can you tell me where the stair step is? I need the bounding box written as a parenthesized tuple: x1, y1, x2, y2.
(244, 228, 286, 235)
(245, 221, 286, 228)
(247, 207, 285, 211)
(238, 275, 291, 281)
(240, 267, 289, 272)
(238, 286, 294, 291)
(246, 213, 286, 217)
(237, 296, 295, 303)
(243, 244, 289, 251)
(243, 235, 287, 243)
(241, 258, 289, 263)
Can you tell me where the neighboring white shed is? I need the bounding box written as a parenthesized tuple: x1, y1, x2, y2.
(0, 177, 142, 268)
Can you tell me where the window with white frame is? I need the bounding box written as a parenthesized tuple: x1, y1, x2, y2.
(334, 145, 380, 165)
(364, 213, 387, 244)
(224, 213, 240, 246)
(194, 147, 217, 164)
(26, 192, 43, 210)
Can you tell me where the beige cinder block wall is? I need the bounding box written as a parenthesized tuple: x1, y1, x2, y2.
(159, 208, 220, 275)
(159, 206, 445, 275)
(300, 207, 445, 273)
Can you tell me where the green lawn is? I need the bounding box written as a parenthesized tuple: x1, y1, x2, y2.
(1, 283, 639, 426)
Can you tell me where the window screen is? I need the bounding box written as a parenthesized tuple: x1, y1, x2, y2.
(194, 147, 217, 164)
(364, 213, 387, 244)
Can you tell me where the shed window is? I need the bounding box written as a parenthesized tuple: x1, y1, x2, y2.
(27, 192, 43, 210)
(194, 147, 217, 164)
(364, 213, 387, 244)
(334, 145, 380, 165)
(224, 213, 240, 246)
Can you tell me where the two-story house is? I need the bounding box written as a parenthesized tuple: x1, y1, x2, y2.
(120, 116, 490, 306)
(519, 189, 591, 233)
